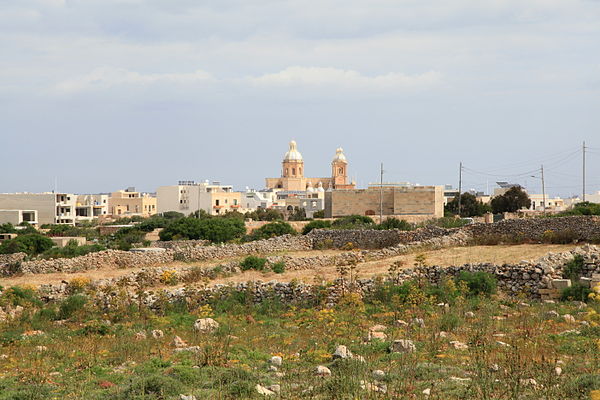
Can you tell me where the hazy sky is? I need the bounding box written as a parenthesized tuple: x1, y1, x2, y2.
(1, 0, 599, 197)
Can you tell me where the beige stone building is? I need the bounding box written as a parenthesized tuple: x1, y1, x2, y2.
(325, 186, 444, 222)
(157, 181, 242, 216)
(265, 141, 355, 191)
(0, 193, 76, 225)
(108, 189, 157, 217)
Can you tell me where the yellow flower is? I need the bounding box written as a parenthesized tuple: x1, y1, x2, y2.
(590, 389, 600, 400)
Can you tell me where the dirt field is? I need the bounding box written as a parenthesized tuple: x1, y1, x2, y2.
(0, 244, 576, 289)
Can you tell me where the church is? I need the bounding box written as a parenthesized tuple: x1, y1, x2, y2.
(265, 141, 356, 191)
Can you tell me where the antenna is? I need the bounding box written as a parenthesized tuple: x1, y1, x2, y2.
(458, 162, 463, 216)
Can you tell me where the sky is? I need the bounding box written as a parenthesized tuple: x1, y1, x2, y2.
(1, 0, 599, 198)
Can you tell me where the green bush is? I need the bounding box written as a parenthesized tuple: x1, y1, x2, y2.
(563, 254, 585, 280)
(0, 234, 54, 256)
(160, 217, 246, 243)
(302, 220, 332, 235)
(58, 294, 87, 320)
(0, 223, 17, 234)
(455, 271, 497, 296)
(560, 283, 592, 302)
(564, 373, 600, 399)
(41, 240, 105, 259)
(271, 261, 285, 274)
(376, 218, 413, 231)
(118, 374, 184, 399)
(240, 256, 267, 271)
(246, 221, 295, 241)
(332, 215, 375, 229)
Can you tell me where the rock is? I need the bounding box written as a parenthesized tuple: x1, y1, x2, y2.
(395, 320, 409, 327)
(450, 377, 471, 383)
(372, 370, 385, 380)
(423, 388, 431, 395)
(360, 380, 387, 393)
(172, 336, 188, 348)
(194, 318, 219, 333)
(173, 346, 201, 353)
(180, 395, 197, 400)
(35, 346, 47, 352)
(438, 331, 449, 338)
(390, 339, 416, 353)
(151, 329, 164, 339)
(449, 341, 468, 350)
(270, 356, 283, 367)
(134, 331, 147, 340)
(256, 384, 276, 396)
(464, 311, 475, 319)
(545, 311, 559, 318)
(563, 314, 576, 323)
(268, 366, 278, 372)
(367, 331, 387, 341)
(315, 365, 332, 377)
(489, 364, 500, 372)
(268, 384, 280, 394)
(555, 366, 562, 376)
(369, 324, 386, 332)
(496, 341, 511, 347)
(412, 318, 425, 328)
(333, 345, 353, 359)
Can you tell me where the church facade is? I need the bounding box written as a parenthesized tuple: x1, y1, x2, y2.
(265, 141, 356, 191)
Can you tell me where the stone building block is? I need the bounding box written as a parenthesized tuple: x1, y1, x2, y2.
(551, 279, 571, 290)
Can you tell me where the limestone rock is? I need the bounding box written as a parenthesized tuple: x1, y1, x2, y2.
(315, 365, 332, 377)
(270, 356, 283, 367)
(194, 318, 219, 333)
(390, 339, 416, 353)
(333, 345, 353, 359)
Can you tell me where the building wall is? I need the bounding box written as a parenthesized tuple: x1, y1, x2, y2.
(158, 184, 241, 216)
(108, 191, 157, 217)
(325, 186, 444, 220)
(0, 193, 72, 225)
(0, 209, 38, 225)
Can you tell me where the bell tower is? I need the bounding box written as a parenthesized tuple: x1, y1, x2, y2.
(282, 140, 304, 178)
(331, 147, 348, 188)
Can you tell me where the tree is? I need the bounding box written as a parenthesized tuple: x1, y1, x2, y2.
(491, 186, 531, 214)
(244, 208, 284, 221)
(0, 223, 17, 234)
(288, 207, 307, 221)
(313, 210, 325, 219)
(446, 193, 491, 217)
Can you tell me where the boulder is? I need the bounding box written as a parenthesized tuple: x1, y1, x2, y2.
(390, 339, 416, 353)
(194, 318, 219, 333)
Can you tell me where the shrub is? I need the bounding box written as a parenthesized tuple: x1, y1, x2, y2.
(58, 294, 87, 320)
(314, 239, 334, 250)
(561, 283, 592, 302)
(376, 218, 413, 231)
(422, 217, 470, 229)
(160, 217, 246, 243)
(159, 270, 178, 285)
(271, 261, 285, 274)
(563, 254, 585, 280)
(246, 221, 295, 241)
(0, 223, 17, 234)
(240, 256, 267, 271)
(0, 234, 54, 256)
(455, 271, 497, 296)
(118, 374, 184, 399)
(41, 240, 105, 259)
(313, 209, 325, 218)
(302, 220, 332, 235)
(331, 215, 375, 229)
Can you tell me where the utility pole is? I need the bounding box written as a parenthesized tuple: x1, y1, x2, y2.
(583, 141, 586, 202)
(379, 163, 384, 224)
(457, 162, 463, 217)
(541, 165, 546, 216)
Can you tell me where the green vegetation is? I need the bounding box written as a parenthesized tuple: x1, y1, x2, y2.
(445, 193, 492, 217)
(244, 208, 284, 221)
(245, 221, 295, 241)
(271, 261, 286, 274)
(455, 271, 497, 296)
(159, 217, 246, 243)
(0, 223, 18, 234)
(376, 218, 413, 231)
(331, 215, 375, 230)
(302, 220, 332, 235)
(557, 202, 600, 216)
(240, 255, 268, 271)
(491, 186, 531, 214)
(41, 240, 106, 259)
(0, 233, 54, 256)
(0, 277, 598, 399)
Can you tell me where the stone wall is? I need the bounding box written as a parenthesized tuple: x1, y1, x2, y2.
(465, 216, 600, 241)
(0, 253, 27, 276)
(309, 226, 454, 249)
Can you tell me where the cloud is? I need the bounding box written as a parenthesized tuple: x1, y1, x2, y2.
(246, 66, 442, 90)
(55, 67, 214, 92)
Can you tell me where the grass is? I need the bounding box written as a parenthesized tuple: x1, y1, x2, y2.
(1, 277, 600, 399)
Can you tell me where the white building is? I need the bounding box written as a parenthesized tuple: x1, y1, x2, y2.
(157, 180, 243, 216)
(242, 189, 279, 210)
(0, 193, 77, 225)
(0, 209, 38, 226)
(528, 194, 567, 212)
(75, 194, 109, 222)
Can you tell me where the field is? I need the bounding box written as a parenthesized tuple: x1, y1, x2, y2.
(1, 242, 600, 399)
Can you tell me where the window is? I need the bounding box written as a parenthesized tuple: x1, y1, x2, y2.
(216, 199, 220, 206)
(292, 168, 296, 175)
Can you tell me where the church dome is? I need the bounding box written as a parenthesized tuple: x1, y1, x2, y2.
(332, 147, 347, 162)
(283, 140, 303, 161)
